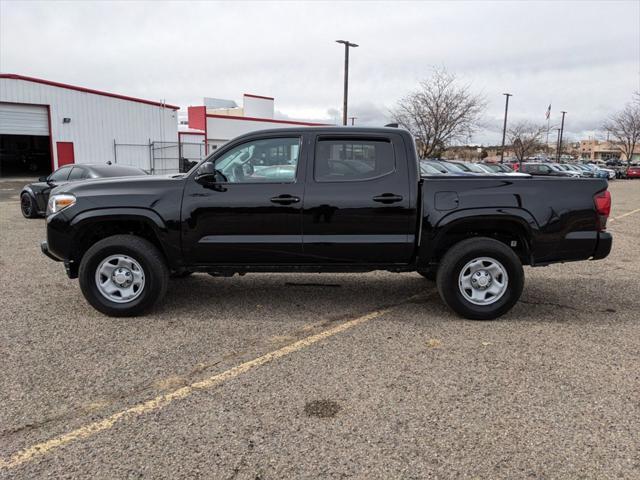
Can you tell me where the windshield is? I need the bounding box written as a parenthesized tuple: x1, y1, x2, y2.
(440, 162, 465, 173)
(420, 163, 443, 175)
(463, 163, 488, 173)
(423, 161, 448, 174)
(448, 162, 472, 172)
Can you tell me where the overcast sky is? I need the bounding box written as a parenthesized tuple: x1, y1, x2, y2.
(1, 0, 639, 144)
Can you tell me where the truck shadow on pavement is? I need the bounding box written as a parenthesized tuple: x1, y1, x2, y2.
(158, 272, 634, 323)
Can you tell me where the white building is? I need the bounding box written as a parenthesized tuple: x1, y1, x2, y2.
(180, 93, 329, 163)
(0, 74, 179, 176)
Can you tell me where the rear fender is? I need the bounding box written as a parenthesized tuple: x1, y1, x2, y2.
(418, 208, 539, 266)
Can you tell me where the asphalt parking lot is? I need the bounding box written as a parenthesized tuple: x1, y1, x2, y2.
(1, 178, 639, 479)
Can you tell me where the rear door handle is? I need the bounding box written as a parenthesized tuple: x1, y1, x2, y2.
(270, 194, 300, 205)
(373, 193, 403, 204)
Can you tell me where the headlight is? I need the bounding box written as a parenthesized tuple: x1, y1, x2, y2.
(47, 194, 76, 215)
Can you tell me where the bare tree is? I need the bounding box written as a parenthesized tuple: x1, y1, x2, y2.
(508, 121, 546, 167)
(603, 99, 640, 165)
(391, 67, 486, 158)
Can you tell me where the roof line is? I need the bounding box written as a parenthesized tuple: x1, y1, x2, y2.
(243, 93, 275, 100)
(0, 74, 180, 110)
(206, 113, 331, 126)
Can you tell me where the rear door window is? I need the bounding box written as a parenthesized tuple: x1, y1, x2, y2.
(314, 138, 395, 182)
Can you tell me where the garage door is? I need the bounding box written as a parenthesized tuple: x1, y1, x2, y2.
(0, 103, 49, 136)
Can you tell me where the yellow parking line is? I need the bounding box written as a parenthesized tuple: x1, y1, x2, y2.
(609, 208, 640, 223)
(1, 306, 394, 470)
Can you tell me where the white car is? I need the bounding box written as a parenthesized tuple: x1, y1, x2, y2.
(589, 164, 616, 180)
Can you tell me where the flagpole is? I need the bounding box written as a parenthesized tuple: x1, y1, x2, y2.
(546, 117, 550, 150)
(545, 102, 551, 154)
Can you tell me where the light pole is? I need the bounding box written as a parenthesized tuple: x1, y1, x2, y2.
(556, 111, 567, 161)
(348, 116, 357, 126)
(500, 93, 513, 163)
(336, 40, 358, 126)
(555, 128, 562, 160)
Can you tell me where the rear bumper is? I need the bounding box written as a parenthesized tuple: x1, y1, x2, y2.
(592, 231, 612, 260)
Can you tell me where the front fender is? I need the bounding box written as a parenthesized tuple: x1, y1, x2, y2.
(46, 207, 182, 271)
(69, 207, 168, 231)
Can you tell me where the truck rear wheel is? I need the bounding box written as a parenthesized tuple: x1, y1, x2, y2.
(79, 235, 169, 317)
(436, 237, 524, 320)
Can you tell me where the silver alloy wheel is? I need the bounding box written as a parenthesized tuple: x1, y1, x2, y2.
(95, 254, 145, 304)
(458, 256, 508, 306)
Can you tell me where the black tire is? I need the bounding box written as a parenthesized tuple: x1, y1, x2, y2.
(20, 192, 39, 218)
(79, 235, 169, 317)
(436, 237, 524, 320)
(417, 268, 437, 281)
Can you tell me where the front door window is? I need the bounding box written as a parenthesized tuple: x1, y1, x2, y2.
(213, 137, 301, 183)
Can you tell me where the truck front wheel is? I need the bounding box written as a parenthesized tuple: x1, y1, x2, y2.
(436, 237, 524, 320)
(78, 235, 169, 317)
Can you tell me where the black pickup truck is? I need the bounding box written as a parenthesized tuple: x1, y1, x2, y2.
(41, 127, 612, 320)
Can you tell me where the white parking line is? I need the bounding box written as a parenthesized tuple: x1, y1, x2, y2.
(609, 208, 640, 223)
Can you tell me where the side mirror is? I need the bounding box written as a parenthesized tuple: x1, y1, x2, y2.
(195, 162, 216, 184)
(194, 162, 226, 188)
(39, 176, 48, 182)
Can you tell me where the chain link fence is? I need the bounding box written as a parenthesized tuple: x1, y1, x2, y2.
(113, 140, 215, 174)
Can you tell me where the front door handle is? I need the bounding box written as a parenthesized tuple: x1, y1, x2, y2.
(373, 193, 403, 204)
(270, 194, 300, 205)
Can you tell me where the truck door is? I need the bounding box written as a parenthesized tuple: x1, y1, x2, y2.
(181, 135, 305, 265)
(302, 133, 415, 264)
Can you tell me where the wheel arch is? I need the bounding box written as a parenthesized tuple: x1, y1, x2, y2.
(419, 209, 538, 267)
(68, 208, 179, 272)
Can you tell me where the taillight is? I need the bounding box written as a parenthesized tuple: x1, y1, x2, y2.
(594, 190, 611, 230)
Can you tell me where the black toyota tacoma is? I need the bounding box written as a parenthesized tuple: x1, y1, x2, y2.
(41, 127, 612, 320)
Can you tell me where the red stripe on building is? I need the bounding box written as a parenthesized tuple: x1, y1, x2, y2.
(0, 74, 180, 110)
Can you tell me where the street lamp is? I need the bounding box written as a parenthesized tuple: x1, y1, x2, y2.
(557, 111, 567, 162)
(500, 93, 513, 164)
(336, 40, 358, 126)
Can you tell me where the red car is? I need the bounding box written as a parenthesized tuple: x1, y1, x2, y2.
(626, 165, 640, 178)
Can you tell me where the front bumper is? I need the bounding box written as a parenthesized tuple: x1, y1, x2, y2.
(41, 241, 61, 262)
(592, 231, 612, 260)
(41, 239, 79, 278)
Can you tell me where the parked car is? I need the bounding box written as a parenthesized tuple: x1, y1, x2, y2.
(476, 162, 530, 177)
(447, 161, 491, 174)
(20, 164, 147, 218)
(425, 160, 476, 176)
(549, 164, 581, 177)
(626, 165, 640, 178)
(519, 163, 573, 177)
(41, 127, 612, 320)
(599, 167, 616, 180)
(586, 164, 611, 179)
(560, 164, 587, 177)
(575, 164, 595, 177)
(419, 162, 446, 176)
(481, 163, 513, 173)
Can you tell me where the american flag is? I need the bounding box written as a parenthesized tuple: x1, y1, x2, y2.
(545, 104, 551, 119)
